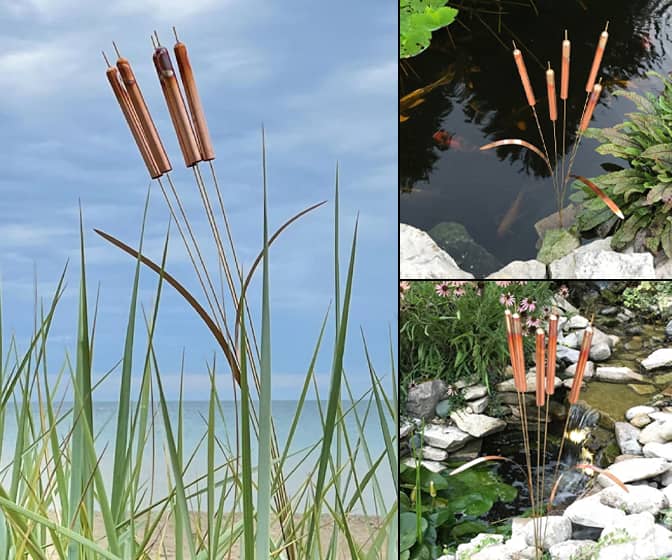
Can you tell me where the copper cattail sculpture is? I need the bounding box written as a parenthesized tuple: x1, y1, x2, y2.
(480, 23, 622, 228)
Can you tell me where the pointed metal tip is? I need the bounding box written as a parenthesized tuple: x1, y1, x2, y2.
(605, 20, 610, 32)
(565, 29, 568, 40)
(112, 41, 121, 58)
(102, 50, 111, 67)
(512, 40, 517, 50)
(173, 25, 179, 42)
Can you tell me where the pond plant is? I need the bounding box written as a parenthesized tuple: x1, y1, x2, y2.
(400, 1, 459, 59)
(572, 71, 672, 258)
(481, 23, 624, 232)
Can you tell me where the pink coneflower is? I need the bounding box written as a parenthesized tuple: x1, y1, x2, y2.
(500, 293, 515, 307)
(558, 285, 570, 298)
(435, 282, 451, 297)
(496, 281, 512, 287)
(526, 317, 541, 329)
(450, 281, 469, 288)
(400, 281, 411, 300)
(519, 297, 530, 312)
(527, 300, 537, 313)
(517, 281, 528, 286)
(454, 287, 466, 298)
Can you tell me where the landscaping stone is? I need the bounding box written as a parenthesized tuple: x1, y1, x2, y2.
(511, 516, 572, 550)
(630, 414, 653, 428)
(400, 224, 474, 279)
(449, 438, 482, 462)
(406, 380, 446, 420)
(435, 399, 453, 418)
(463, 384, 487, 401)
(643, 441, 672, 461)
(422, 424, 471, 451)
(486, 260, 547, 279)
(598, 457, 671, 485)
(421, 446, 448, 461)
(556, 345, 580, 363)
(594, 366, 646, 383)
(591, 343, 612, 361)
(402, 457, 445, 473)
(599, 484, 668, 515)
(639, 420, 672, 444)
(566, 315, 590, 330)
(495, 371, 562, 393)
(450, 411, 506, 438)
(614, 422, 642, 455)
(563, 361, 595, 379)
(455, 533, 505, 560)
(641, 348, 672, 371)
(400, 420, 414, 439)
(467, 395, 489, 414)
(548, 540, 595, 560)
(628, 384, 657, 395)
(626, 405, 656, 420)
(563, 494, 626, 527)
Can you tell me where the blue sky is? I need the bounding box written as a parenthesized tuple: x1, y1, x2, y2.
(0, 0, 397, 400)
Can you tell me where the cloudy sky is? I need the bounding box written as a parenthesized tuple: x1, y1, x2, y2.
(0, 0, 397, 400)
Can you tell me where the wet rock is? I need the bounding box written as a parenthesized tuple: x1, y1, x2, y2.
(626, 405, 656, 421)
(450, 410, 506, 438)
(563, 361, 595, 378)
(511, 516, 572, 550)
(548, 540, 595, 560)
(448, 438, 482, 462)
(563, 494, 626, 527)
(626, 324, 643, 335)
(406, 380, 447, 420)
(456, 533, 505, 560)
(495, 371, 562, 393)
(467, 395, 489, 414)
(428, 222, 502, 277)
(643, 441, 672, 461)
(463, 384, 487, 401)
(599, 457, 671, 485)
(402, 457, 446, 473)
(639, 419, 672, 444)
(421, 446, 448, 461)
(549, 237, 655, 279)
(628, 383, 657, 395)
(400, 224, 474, 279)
(422, 424, 471, 450)
(486, 260, 547, 279)
(598, 484, 667, 515)
(594, 366, 646, 383)
(625, 339, 643, 351)
(641, 348, 672, 371)
(615, 422, 642, 455)
(630, 414, 653, 428)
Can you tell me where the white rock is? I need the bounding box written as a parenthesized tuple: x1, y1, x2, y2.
(560, 331, 580, 349)
(563, 493, 626, 527)
(400, 421, 414, 439)
(639, 420, 672, 444)
(615, 422, 642, 455)
(450, 411, 506, 438)
(467, 395, 489, 414)
(626, 405, 656, 420)
(577, 326, 614, 349)
(630, 414, 652, 428)
(556, 345, 580, 363)
(549, 540, 595, 560)
(567, 315, 590, 329)
(422, 425, 471, 450)
(495, 371, 562, 393)
(563, 361, 595, 379)
(598, 457, 671, 485)
(511, 516, 571, 550)
(643, 442, 672, 461)
(486, 260, 547, 279)
(649, 412, 672, 423)
(598, 512, 655, 559)
(470, 544, 512, 560)
(590, 342, 612, 362)
(456, 533, 505, 560)
(400, 224, 474, 279)
(421, 446, 448, 461)
(401, 457, 446, 473)
(595, 366, 646, 383)
(549, 237, 655, 279)
(641, 348, 672, 371)
(661, 470, 672, 487)
(598, 484, 667, 515)
(463, 385, 488, 401)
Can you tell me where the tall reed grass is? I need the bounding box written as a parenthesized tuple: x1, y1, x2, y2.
(0, 139, 396, 558)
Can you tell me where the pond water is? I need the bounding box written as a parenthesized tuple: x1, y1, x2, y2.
(400, 0, 672, 275)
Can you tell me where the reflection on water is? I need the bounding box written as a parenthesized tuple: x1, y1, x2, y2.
(400, 0, 672, 268)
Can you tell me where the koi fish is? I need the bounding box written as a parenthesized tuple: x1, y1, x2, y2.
(432, 130, 471, 151)
(497, 191, 524, 237)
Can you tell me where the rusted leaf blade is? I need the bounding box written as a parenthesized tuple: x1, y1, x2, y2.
(447, 455, 508, 477)
(480, 139, 550, 167)
(571, 175, 625, 219)
(574, 463, 629, 492)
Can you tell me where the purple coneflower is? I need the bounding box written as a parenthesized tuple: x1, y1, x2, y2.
(435, 282, 451, 297)
(454, 287, 466, 298)
(526, 317, 541, 329)
(527, 300, 537, 313)
(519, 297, 530, 312)
(496, 281, 512, 287)
(400, 281, 411, 299)
(500, 293, 515, 307)
(558, 285, 570, 298)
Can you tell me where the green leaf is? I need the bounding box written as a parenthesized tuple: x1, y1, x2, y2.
(400, 2, 458, 58)
(615, 89, 656, 113)
(641, 143, 672, 165)
(400, 512, 424, 552)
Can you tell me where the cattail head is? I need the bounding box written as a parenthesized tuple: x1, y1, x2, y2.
(585, 22, 609, 93)
(512, 313, 527, 392)
(513, 42, 536, 107)
(546, 314, 558, 395)
(561, 30, 570, 100)
(580, 82, 603, 131)
(546, 63, 557, 122)
(535, 328, 545, 406)
(569, 326, 593, 404)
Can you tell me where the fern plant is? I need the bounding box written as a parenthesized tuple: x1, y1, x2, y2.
(572, 71, 672, 257)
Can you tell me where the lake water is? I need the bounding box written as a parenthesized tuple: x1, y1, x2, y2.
(0, 400, 393, 515)
(400, 0, 672, 275)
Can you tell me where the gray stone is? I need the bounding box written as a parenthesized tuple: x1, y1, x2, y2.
(556, 345, 580, 363)
(598, 457, 671, 485)
(435, 399, 453, 418)
(643, 441, 672, 461)
(560, 331, 580, 349)
(598, 484, 667, 515)
(552, 295, 579, 315)
(400, 224, 474, 279)
(577, 325, 615, 349)
(448, 438, 482, 462)
(402, 457, 446, 473)
(428, 222, 502, 277)
(486, 260, 547, 279)
(626, 405, 657, 420)
(666, 320, 672, 339)
(642, 348, 672, 371)
(601, 306, 619, 316)
(548, 540, 595, 560)
(563, 493, 626, 527)
(563, 361, 595, 379)
(450, 411, 506, 438)
(595, 366, 646, 383)
(630, 414, 652, 428)
(495, 371, 562, 393)
(421, 446, 448, 461)
(615, 422, 643, 455)
(549, 237, 655, 279)
(639, 420, 672, 444)
(463, 384, 488, 401)
(467, 395, 489, 414)
(422, 424, 471, 450)
(590, 342, 612, 361)
(511, 516, 572, 550)
(400, 420, 414, 439)
(406, 380, 447, 420)
(566, 315, 590, 330)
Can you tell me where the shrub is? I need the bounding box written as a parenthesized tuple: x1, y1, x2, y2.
(572, 71, 672, 256)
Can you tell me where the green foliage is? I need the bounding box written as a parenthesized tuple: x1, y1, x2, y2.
(573, 71, 672, 256)
(622, 280, 672, 316)
(400, 281, 554, 398)
(400, 0, 458, 58)
(399, 462, 516, 558)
